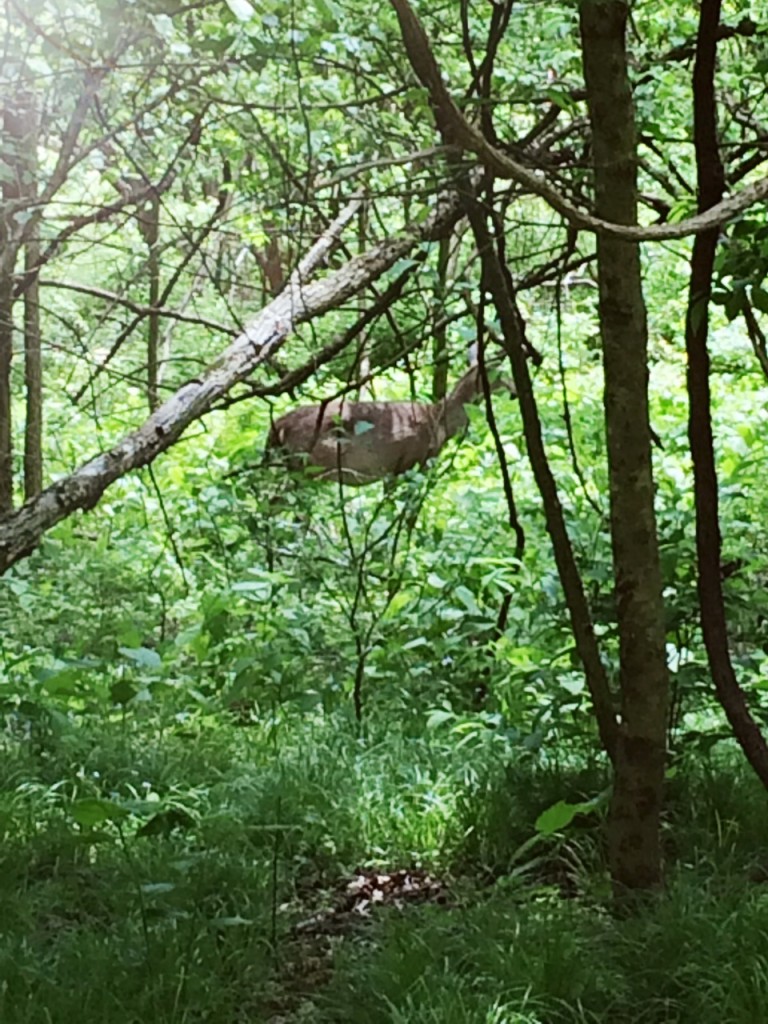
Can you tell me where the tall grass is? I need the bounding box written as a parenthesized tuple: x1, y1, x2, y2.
(1, 707, 767, 1022)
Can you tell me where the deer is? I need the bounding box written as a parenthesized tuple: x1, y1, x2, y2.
(265, 362, 515, 486)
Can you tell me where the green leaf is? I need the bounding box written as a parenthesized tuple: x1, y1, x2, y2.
(454, 585, 480, 615)
(544, 87, 577, 114)
(232, 580, 272, 600)
(535, 800, 583, 835)
(111, 679, 138, 706)
(41, 667, 82, 696)
(119, 646, 162, 670)
(70, 798, 129, 828)
(751, 286, 768, 315)
(401, 635, 429, 650)
(384, 591, 411, 617)
(426, 708, 455, 729)
(723, 289, 747, 321)
(141, 882, 177, 895)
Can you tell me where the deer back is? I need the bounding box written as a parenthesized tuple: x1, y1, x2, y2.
(266, 363, 513, 485)
(268, 398, 442, 484)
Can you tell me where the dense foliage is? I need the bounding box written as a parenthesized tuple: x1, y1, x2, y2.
(2, 0, 768, 1019)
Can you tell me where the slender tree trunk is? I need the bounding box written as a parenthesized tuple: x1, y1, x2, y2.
(0, 270, 13, 514)
(139, 194, 161, 412)
(20, 92, 42, 499)
(256, 221, 285, 299)
(432, 236, 450, 401)
(580, 0, 669, 892)
(355, 204, 370, 398)
(0, 91, 27, 513)
(461, 188, 618, 762)
(686, 0, 768, 785)
(24, 229, 42, 499)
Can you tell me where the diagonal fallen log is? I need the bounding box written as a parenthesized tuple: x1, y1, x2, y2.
(0, 187, 466, 574)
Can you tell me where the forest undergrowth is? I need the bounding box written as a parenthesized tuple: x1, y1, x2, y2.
(1, 705, 768, 1024)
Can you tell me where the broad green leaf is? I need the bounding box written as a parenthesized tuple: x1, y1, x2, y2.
(111, 679, 138, 705)
(535, 800, 583, 835)
(71, 798, 129, 827)
(232, 580, 272, 600)
(426, 708, 455, 729)
(723, 289, 747, 321)
(454, 585, 480, 615)
(427, 572, 447, 590)
(119, 646, 162, 670)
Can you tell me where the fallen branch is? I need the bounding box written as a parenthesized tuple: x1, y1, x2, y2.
(0, 185, 465, 573)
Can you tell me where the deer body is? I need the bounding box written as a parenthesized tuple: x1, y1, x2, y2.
(266, 365, 510, 485)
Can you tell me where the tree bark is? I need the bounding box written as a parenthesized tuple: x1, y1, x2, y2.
(20, 92, 42, 499)
(685, 0, 768, 786)
(431, 236, 450, 401)
(580, 0, 669, 892)
(0, 270, 12, 514)
(138, 194, 161, 411)
(23, 227, 42, 500)
(0, 91, 26, 513)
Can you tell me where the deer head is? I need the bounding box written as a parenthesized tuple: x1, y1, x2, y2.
(265, 363, 515, 485)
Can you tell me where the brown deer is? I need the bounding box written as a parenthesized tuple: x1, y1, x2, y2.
(265, 363, 514, 485)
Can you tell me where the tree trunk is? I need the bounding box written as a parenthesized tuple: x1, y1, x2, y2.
(354, 203, 370, 398)
(461, 188, 618, 763)
(685, 0, 768, 786)
(21, 93, 42, 499)
(138, 194, 161, 412)
(0, 89, 30, 514)
(580, 0, 669, 892)
(0, 269, 13, 514)
(431, 236, 450, 401)
(24, 229, 42, 500)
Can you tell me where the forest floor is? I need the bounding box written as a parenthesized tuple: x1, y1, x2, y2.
(1, 709, 768, 1023)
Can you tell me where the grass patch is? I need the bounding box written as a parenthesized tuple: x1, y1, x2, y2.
(0, 709, 767, 1022)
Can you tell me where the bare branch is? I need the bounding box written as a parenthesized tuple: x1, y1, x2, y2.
(38, 279, 235, 335)
(313, 146, 453, 190)
(744, 302, 768, 379)
(15, 112, 205, 295)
